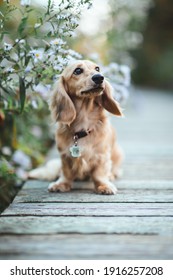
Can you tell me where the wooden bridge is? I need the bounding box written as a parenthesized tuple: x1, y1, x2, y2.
(0, 88, 173, 259)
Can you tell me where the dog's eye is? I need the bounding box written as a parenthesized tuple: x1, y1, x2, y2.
(95, 66, 100, 72)
(73, 68, 83, 75)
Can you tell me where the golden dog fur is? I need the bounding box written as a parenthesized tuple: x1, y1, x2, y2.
(29, 60, 123, 195)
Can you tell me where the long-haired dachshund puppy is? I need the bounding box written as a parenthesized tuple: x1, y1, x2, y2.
(29, 60, 123, 195)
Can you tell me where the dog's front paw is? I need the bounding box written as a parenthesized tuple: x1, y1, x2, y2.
(96, 182, 117, 195)
(48, 181, 71, 192)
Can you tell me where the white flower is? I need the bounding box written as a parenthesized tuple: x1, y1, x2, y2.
(50, 38, 66, 48)
(56, 55, 68, 65)
(15, 39, 25, 44)
(119, 65, 131, 87)
(20, 0, 31, 6)
(68, 30, 75, 37)
(57, 14, 67, 20)
(31, 99, 38, 109)
(103, 62, 131, 87)
(109, 62, 119, 71)
(12, 150, 32, 170)
(25, 65, 32, 73)
(50, 39, 59, 45)
(47, 49, 55, 57)
(66, 55, 77, 64)
(53, 64, 63, 72)
(2, 146, 12, 156)
(70, 18, 78, 25)
(102, 61, 131, 104)
(58, 28, 64, 34)
(29, 49, 44, 63)
(5, 67, 15, 73)
(68, 49, 82, 59)
(18, 52, 25, 59)
(4, 42, 12, 51)
(113, 84, 129, 103)
(34, 23, 41, 29)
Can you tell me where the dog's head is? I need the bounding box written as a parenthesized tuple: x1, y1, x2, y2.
(50, 60, 123, 125)
(62, 60, 105, 97)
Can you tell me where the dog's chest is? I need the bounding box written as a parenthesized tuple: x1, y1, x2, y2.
(69, 133, 94, 159)
(69, 143, 103, 180)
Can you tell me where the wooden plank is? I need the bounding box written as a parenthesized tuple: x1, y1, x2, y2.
(2, 202, 173, 217)
(0, 234, 173, 260)
(120, 149, 173, 159)
(14, 188, 173, 203)
(21, 180, 173, 190)
(0, 216, 173, 235)
(122, 164, 173, 180)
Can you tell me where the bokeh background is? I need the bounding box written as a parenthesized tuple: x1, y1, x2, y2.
(75, 0, 173, 89)
(1, 0, 173, 212)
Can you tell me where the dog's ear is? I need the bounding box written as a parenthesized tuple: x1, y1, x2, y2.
(50, 76, 76, 125)
(101, 80, 123, 116)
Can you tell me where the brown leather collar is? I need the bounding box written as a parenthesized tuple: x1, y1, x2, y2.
(74, 129, 92, 140)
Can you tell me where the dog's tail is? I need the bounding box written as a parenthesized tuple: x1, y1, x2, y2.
(28, 158, 61, 181)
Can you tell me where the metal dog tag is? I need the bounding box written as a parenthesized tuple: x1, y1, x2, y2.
(69, 145, 81, 158)
(69, 135, 81, 158)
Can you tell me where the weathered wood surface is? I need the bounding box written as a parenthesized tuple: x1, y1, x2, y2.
(0, 88, 173, 260)
(0, 216, 173, 235)
(2, 202, 173, 216)
(0, 234, 173, 260)
(14, 179, 173, 190)
(11, 188, 173, 203)
(5, 180, 173, 203)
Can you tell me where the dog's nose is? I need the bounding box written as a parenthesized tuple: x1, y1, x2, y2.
(92, 74, 104, 85)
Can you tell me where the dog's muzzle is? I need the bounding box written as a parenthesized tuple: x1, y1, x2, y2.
(81, 74, 104, 95)
(81, 86, 104, 95)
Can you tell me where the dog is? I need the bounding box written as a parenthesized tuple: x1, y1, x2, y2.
(29, 60, 123, 195)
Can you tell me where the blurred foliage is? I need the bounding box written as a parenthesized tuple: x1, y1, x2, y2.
(106, 0, 173, 90)
(132, 0, 173, 89)
(0, 158, 16, 186)
(0, 0, 90, 114)
(106, 0, 152, 67)
(0, 0, 92, 212)
(0, 158, 18, 213)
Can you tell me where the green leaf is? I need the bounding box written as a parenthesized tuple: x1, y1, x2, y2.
(18, 16, 27, 36)
(19, 76, 26, 113)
